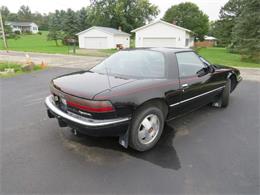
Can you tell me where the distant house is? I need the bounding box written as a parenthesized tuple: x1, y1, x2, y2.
(195, 36, 217, 47)
(131, 20, 194, 48)
(5, 21, 39, 34)
(76, 26, 130, 49)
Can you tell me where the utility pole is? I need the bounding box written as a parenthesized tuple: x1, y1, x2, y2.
(0, 10, 8, 49)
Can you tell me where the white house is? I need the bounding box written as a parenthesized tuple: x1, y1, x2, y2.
(132, 20, 194, 48)
(5, 21, 39, 34)
(76, 26, 130, 49)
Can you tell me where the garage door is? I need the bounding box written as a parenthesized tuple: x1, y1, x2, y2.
(143, 38, 176, 47)
(84, 37, 107, 49)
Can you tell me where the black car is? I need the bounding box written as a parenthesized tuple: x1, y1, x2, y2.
(45, 48, 242, 151)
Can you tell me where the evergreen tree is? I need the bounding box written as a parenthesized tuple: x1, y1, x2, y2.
(232, 0, 260, 62)
(62, 9, 79, 38)
(211, 0, 245, 45)
(77, 8, 90, 32)
(47, 11, 64, 46)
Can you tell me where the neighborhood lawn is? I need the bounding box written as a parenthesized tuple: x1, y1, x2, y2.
(1, 31, 70, 54)
(198, 47, 260, 68)
(1, 32, 259, 68)
(0, 62, 45, 78)
(1, 31, 117, 57)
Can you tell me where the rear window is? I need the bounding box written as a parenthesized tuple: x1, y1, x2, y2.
(91, 50, 165, 79)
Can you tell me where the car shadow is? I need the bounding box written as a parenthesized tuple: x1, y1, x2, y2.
(61, 124, 181, 170)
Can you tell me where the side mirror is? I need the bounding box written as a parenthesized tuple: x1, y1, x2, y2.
(197, 67, 209, 77)
(208, 65, 215, 73)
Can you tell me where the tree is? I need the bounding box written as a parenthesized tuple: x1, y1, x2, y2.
(209, 20, 234, 46)
(0, 6, 10, 21)
(77, 8, 90, 32)
(212, 0, 245, 45)
(0, 6, 19, 41)
(88, 0, 159, 33)
(17, 5, 32, 21)
(219, 0, 245, 20)
(62, 9, 79, 38)
(47, 30, 64, 46)
(47, 11, 64, 46)
(33, 12, 49, 30)
(163, 2, 209, 41)
(232, 0, 260, 62)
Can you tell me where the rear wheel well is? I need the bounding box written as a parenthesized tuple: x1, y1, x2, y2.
(136, 99, 168, 119)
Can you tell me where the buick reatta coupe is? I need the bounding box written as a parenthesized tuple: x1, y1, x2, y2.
(45, 48, 242, 151)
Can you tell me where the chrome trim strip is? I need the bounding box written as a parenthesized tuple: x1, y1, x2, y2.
(45, 95, 131, 127)
(170, 86, 225, 107)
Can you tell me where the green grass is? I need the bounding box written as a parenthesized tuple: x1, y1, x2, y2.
(1, 31, 70, 54)
(198, 47, 260, 68)
(1, 33, 259, 68)
(1, 31, 117, 56)
(0, 62, 45, 77)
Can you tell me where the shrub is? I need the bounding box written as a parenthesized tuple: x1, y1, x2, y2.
(14, 30, 21, 35)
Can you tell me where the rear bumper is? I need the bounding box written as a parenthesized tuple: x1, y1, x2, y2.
(45, 95, 131, 136)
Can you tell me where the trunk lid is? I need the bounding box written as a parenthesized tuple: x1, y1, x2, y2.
(52, 71, 135, 99)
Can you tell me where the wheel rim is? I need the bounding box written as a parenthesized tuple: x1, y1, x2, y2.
(138, 114, 160, 145)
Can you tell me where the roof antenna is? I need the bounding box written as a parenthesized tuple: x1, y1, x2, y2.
(104, 62, 112, 91)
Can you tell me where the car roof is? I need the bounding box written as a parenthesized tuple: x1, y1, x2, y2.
(123, 47, 193, 54)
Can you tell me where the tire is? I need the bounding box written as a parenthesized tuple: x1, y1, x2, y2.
(129, 105, 165, 152)
(220, 79, 231, 108)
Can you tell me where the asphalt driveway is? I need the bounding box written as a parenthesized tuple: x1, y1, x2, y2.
(1, 68, 259, 194)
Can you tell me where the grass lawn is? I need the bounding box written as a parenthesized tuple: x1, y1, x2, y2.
(198, 47, 260, 68)
(0, 62, 45, 77)
(1, 31, 116, 56)
(1, 32, 259, 68)
(1, 31, 70, 54)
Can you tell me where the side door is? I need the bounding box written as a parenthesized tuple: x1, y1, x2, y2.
(175, 51, 220, 114)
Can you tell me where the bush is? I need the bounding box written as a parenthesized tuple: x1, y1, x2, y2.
(0, 62, 46, 74)
(14, 30, 21, 35)
(240, 53, 260, 64)
(5, 32, 20, 39)
(38, 31, 42, 35)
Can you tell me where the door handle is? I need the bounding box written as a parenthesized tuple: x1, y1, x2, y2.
(182, 83, 189, 89)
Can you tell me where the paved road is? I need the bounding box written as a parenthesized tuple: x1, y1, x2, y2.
(1, 68, 259, 194)
(0, 50, 104, 69)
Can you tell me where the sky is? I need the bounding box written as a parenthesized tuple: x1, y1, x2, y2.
(0, 0, 229, 21)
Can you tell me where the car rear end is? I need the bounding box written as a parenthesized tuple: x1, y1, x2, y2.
(45, 83, 131, 136)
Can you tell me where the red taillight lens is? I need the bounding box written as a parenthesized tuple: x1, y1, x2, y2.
(67, 100, 115, 113)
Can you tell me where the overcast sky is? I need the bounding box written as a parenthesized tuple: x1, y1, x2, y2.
(0, 0, 229, 21)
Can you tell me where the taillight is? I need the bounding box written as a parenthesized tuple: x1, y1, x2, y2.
(67, 100, 115, 113)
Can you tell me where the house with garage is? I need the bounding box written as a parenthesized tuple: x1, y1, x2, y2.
(5, 21, 39, 34)
(76, 26, 130, 49)
(132, 20, 194, 48)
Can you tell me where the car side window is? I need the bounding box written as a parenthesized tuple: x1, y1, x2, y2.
(176, 52, 206, 77)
